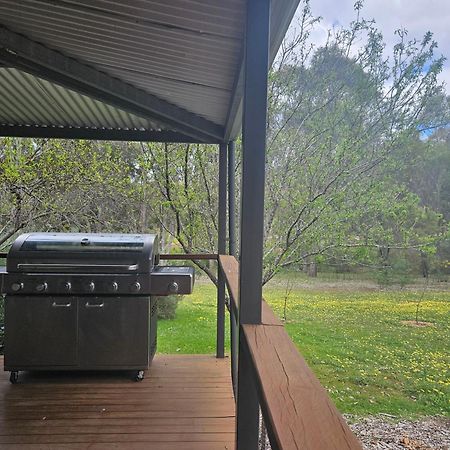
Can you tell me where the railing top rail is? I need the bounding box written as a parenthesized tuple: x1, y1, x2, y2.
(218, 254, 239, 314)
(219, 255, 282, 326)
(219, 254, 362, 450)
(160, 253, 218, 261)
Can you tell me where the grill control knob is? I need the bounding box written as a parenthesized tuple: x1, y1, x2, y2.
(111, 281, 119, 292)
(168, 282, 179, 294)
(130, 281, 141, 293)
(36, 282, 48, 293)
(64, 282, 72, 292)
(11, 282, 24, 292)
(88, 281, 95, 293)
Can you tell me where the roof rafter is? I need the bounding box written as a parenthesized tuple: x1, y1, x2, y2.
(0, 125, 212, 143)
(0, 26, 225, 143)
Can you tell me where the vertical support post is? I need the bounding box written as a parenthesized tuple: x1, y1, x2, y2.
(236, 0, 270, 448)
(239, 0, 270, 325)
(228, 140, 237, 257)
(228, 141, 239, 395)
(216, 142, 227, 359)
(230, 311, 239, 397)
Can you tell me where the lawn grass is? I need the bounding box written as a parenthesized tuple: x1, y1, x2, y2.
(157, 279, 450, 418)
(157, 283, 230, 355)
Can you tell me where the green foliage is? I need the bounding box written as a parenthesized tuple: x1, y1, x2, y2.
(156, 295, 182, 320)
(133, 142, 221, 283)
(375, 258, 413, 288)
(0, 139, 144, 250)
(261, 0, 449, 282)
(375, 266, 393, 287)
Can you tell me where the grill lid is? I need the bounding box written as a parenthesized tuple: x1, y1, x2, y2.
(7, 233, 159, 274)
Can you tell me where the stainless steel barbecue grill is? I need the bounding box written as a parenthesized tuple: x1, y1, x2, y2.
(0, 232, 194, 383)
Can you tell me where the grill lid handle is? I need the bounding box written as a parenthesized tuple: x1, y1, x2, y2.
(16, 263, 139, 272)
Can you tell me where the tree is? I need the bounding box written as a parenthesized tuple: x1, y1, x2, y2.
(134, 142, 220, 283)
(0, 138, 136, 250)
(260, 0, 448, 282)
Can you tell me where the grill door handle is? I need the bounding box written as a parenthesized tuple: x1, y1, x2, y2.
(52, 301, 72, 308)
(85, 301, 104, 308)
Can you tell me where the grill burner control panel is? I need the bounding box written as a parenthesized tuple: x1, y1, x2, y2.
(3, 269, 194, 296)
(3, 274, 152, 295)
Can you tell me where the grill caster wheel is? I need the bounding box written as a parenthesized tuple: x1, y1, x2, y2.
(134, 370, 145, 382)
(9, 371, 19, 384)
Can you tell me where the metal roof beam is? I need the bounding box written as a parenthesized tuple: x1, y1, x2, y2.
(0, 125, 212, 143)
(223, 55, 244, 142)
(0, 26, 224, 143)
(223, 0, 300, 141)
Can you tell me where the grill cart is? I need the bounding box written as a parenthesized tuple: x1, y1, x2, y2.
(0, 233, 194, 383)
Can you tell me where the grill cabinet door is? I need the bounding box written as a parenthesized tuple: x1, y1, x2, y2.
(78, 297, 150, 368)
(5, 296, 78, 368)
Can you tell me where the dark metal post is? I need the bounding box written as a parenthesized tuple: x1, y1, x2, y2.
(216, 142, 227, 358)
(227, 140, 239, 396)
(230, 312, 238, 397)
(236, 0, 270, 448)
(228, 140, 236, 257)
(239, 0, 269, 324)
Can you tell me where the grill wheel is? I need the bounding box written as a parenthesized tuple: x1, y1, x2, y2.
(9, 371, 19, 384)
(134, 370, 145, 382)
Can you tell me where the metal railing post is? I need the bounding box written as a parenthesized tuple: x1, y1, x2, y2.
(216, 142, 227, 358)
(228, 140, 236, 257)
(228, 140, 239, 395)
(229, 309, 239, 397)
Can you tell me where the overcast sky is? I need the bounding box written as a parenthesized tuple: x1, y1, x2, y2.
(297, 0, 450, 89)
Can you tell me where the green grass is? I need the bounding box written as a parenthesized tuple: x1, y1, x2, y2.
(158, 279, 450, 417)
(158, 283, 230, 354)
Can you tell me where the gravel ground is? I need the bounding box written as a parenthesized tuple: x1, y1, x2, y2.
(258, 416, 450, 449)
(347, 416, 450, 450)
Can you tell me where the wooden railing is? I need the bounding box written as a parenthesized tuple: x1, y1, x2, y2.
(219, 255, 362, 450)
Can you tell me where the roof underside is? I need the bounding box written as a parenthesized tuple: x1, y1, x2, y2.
(0, 0, 299, 143)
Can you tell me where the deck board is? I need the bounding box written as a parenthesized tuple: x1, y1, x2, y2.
(0, 355, 235, 450)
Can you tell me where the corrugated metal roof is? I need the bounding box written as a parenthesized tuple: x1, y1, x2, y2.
(0, 0, 245, 126)
(0, 68, 163, 130)
(0, 0, 299, 141)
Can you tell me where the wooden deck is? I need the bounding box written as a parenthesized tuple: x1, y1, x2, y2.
(0, 355, 235, 450)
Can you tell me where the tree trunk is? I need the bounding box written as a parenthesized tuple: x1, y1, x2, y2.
(308, 261, 317, 277)
(420, 251, 429, 278)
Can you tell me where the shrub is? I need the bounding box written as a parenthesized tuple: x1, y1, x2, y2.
(392, 258, 413, 288)
(375, 266, 392, 286)
(156, 295, 182, 319)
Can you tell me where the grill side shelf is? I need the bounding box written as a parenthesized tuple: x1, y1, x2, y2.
(150, 266, 195, 296)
